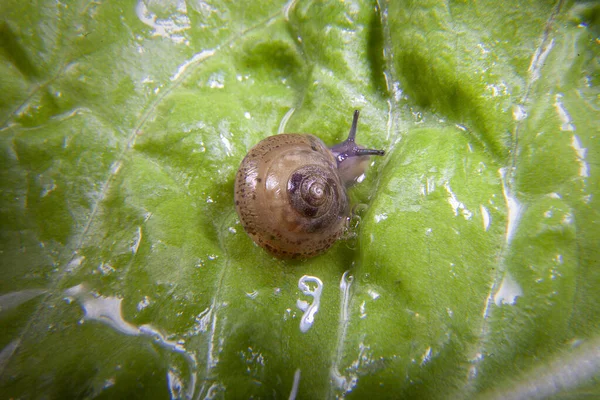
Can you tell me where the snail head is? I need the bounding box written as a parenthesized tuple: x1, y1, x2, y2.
(329, 110, 385, 185)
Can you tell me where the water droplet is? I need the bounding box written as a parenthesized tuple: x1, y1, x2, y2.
(421, 347, 432, 366)
(137, 296, 151, 311)
(296, 275, 323, 333)
(367, 289, 380, 300)
(571, 135, 589, 177)
(513, 105, 527, 121)
(554, 93, 575, 131)
(207, 72, 225, 89)
(372, 211, 387, 223)
(480, 205, 491, 231)
(494, 272, 522, 305)
(98, 262, 115, 275)
(289, 369, 301, 400)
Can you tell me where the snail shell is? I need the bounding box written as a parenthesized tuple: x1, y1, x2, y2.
(234, 110, 384, 259)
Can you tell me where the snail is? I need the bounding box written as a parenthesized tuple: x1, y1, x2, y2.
(234, 110, 384, 259)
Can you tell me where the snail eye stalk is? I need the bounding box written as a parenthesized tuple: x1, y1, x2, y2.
(330, 110, 385, 166)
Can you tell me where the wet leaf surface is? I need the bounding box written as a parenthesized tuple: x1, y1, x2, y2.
(1, 0, 598, 398)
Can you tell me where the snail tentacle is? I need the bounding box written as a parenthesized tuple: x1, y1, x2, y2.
(330, 110, 385, 166)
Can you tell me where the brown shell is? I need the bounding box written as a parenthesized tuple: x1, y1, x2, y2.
(234, 134, 349, 259)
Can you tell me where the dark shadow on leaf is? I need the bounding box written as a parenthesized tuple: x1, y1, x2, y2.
(367, 0, 388, 97)
(0, 21, 39, 80)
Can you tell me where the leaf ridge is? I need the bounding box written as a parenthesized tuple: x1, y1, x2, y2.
(464, 0, 567, 394)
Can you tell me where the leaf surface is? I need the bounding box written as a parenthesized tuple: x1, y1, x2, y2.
(0, 0, 598, 398)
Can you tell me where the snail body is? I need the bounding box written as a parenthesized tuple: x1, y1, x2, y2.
(234, 110, 384, 259)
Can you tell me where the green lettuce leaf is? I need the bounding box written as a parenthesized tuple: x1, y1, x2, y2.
(1, 0, 598, 398)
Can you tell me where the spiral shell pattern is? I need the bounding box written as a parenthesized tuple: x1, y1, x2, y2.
(234, 134, 348, 259)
